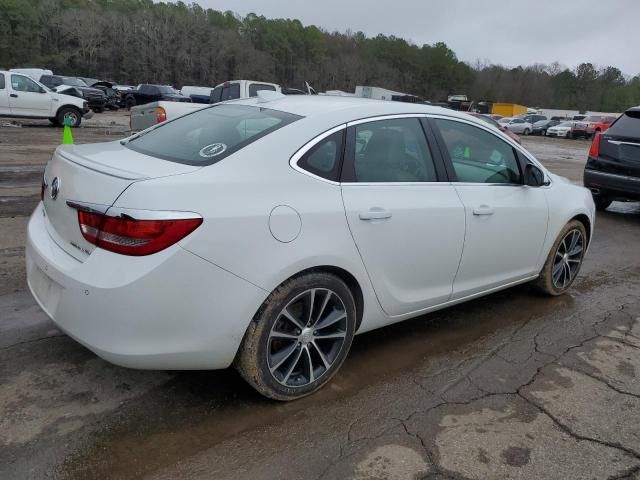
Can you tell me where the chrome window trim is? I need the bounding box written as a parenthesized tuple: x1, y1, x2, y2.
(289, 124, 346, 186)
(346, 113, 427, 127)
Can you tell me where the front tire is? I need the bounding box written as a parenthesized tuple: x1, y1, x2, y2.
(55, 107, 82, 127)
(534, 220, 587, 296)
(523, 128, 530, 136)
(235, 272, 356, 401)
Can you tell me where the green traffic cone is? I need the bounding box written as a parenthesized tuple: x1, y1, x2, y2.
(62, 118, 74, 145)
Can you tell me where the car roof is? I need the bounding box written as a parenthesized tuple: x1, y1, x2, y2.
(232, 95, 496, 126)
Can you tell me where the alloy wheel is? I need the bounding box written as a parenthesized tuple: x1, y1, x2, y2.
(552, 229, 584, 289)
(267, 288, 348, 388)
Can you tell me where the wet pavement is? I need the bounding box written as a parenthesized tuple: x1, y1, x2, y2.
(1, 120, 640, 479)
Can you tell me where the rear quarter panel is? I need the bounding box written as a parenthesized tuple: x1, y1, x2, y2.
(113, 117, 387, 333)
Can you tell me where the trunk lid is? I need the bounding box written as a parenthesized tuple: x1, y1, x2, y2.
(42, 142, 200, 261)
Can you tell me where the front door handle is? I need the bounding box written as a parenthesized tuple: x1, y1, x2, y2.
(10, 93, 18, 98)
(473, 205, 494, 216)
(359, 208, 392, 221)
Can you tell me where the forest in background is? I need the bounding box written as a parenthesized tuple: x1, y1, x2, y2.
(1, 0, 640, 112)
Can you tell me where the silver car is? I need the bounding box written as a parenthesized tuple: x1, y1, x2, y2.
(498, 117, 533, 135)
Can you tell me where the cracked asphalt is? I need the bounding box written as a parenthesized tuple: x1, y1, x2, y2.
(1, 119, 640, 480)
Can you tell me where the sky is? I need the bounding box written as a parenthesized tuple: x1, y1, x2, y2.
(185, 0, 640, 76)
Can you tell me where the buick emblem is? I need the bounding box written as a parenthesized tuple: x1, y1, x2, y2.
(50, 177, 61, 200)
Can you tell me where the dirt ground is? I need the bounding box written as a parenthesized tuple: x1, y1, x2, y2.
(1, 113, 640, 480)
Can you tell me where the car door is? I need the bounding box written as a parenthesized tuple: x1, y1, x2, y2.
(509, 119, 525, 133)
(8, 74, 51, 117)
(431, 117, 549, 298)
(0, 74, 9, 115)
(340, 116, 466, 316)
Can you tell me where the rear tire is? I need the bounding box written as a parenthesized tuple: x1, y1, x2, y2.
(523, 128, 530, 136)
(55, 107, 82, 127)
(235, 272, 356, 401)
(534, 220, 587, 296)
(125, 97, 136, 110)
(594, 196, 612, 211)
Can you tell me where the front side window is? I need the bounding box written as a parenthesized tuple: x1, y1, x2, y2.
(297, 130, 344, 181)
(351, 118, 437, 182)
(11, 75, 43, 93)
(249, 83, 276, 97)
(435, 119, 522, 184)
(210, 86, 222, 103)
(125, 104, 301, 166)
(221, 84, 241, 101)
(0, 74, 4, 89)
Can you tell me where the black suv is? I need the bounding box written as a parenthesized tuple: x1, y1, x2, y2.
(584, 106, 640, 210)
(39, 75, 108, 112)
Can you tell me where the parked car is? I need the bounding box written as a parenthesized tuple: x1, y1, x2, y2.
(546, 121, 575, 138)
(122, 84, 191, 110)
(518, 114, 547, 124)
(181, 86, 213, 104)
(573, 115, 618, 139)
(532, 119, 561, 136)
(129, 101, 207, 130)
(28, 97, 594, 400)
(10, 67, 53, 80)
(0, 70, 91, 126)
(584, 106, 640, 210)
(79, 78, 120, 111)
(470, 113, 521, 143)
(209, 80, 281, 103)
(37, 75, 108, 113)
(498, 117, 533, 135)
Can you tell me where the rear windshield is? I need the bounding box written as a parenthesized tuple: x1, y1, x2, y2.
(607, 111, 640, 138)
(125, 104, 302, 165)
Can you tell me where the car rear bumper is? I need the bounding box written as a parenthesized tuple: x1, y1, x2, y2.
(584, 168, 640, 201)
(26, 202, 267, 370)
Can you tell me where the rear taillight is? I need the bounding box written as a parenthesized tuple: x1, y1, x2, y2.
(589, 132, 601, 157)
(75, 209, 202, 256)
(156, 106, 167, 123)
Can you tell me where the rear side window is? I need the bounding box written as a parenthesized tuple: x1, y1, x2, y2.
(0, 75, 4, 89)
(607, 111, 640, 138)
(349, 118, 437, 182)
(249, 83, 276, 97)
(435, 119, 522, 184)
(297, 130, 344, 181)
(125, 104, 302, 166)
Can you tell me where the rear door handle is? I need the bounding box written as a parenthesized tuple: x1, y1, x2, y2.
(473, 205, 494, 216)
(10, 93, 18, 98)
(359, 208, 392, 221)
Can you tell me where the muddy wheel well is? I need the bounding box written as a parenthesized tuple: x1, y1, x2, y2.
(287, 266, 364, 332)
(571, 214, 591, 245)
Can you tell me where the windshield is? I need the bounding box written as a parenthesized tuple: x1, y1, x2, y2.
(157, 85, 178, 94)
(533, 120, 548, 126)
(62, 77, 88, 87)
(125, 104, 302, 166)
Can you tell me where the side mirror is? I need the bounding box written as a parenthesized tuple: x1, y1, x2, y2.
(524, 164, 548, 187)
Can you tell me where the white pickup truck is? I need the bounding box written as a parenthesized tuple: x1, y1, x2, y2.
(129, 80, 281, 131)
(0, 70, 91, 126)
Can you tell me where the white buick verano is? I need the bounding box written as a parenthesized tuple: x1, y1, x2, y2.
(27, 95, 595, 400)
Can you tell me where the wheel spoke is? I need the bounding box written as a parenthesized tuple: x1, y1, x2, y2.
(311, 341, 331, 370)
(552, 260, 564, 276)
(306, 289, 316, 326)
(281, 308, 304, 330)
(315, 290, 332, 325)
(269, 342, 299, 373)
(568, 244, 583, 256)
(270, 331, 299, 340)
(282, 347, 304, 384)
(304, 346, 315, 383)
(315, 310, 346, 330)
(315, 331, 347, 340)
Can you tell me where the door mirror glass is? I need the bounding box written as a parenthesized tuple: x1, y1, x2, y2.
(525, 164, 546, 187)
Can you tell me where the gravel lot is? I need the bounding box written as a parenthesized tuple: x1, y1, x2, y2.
(1, 114, 640, 479)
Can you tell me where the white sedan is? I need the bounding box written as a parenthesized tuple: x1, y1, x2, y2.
(546, 121, 576, 138)
(498, 117, 534, 135)
(27, 95, 595, 400)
